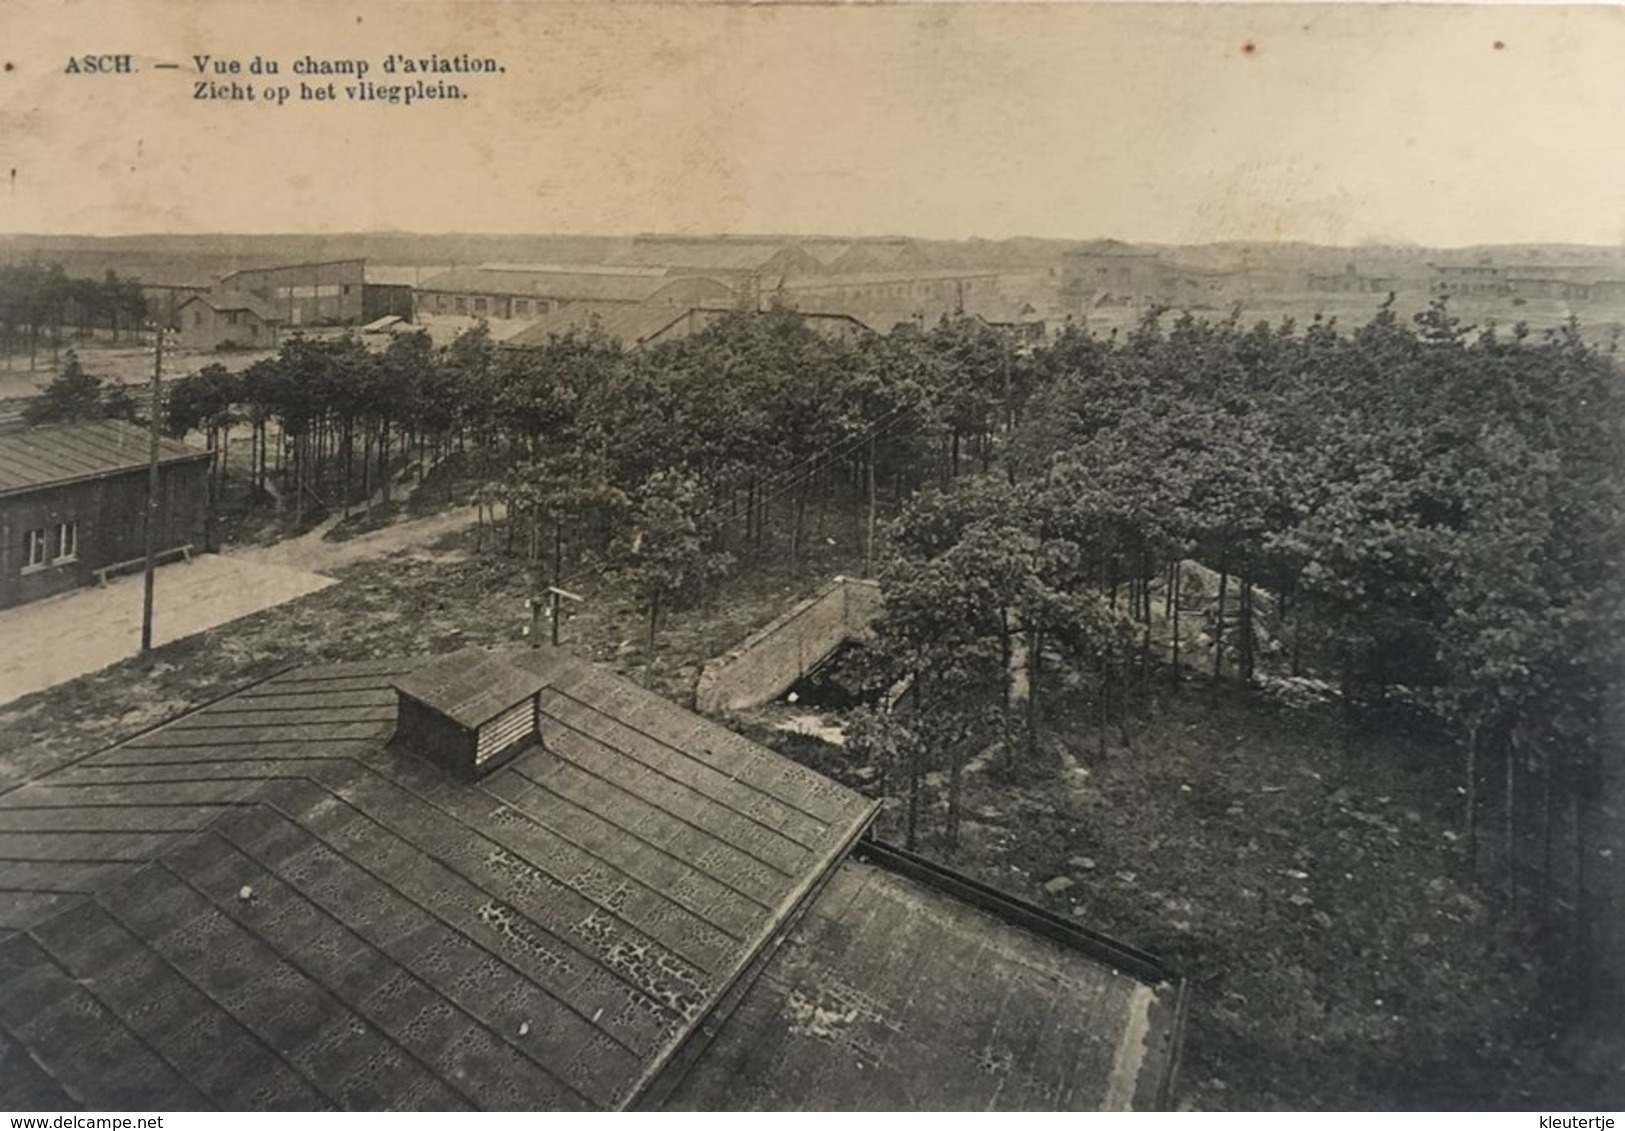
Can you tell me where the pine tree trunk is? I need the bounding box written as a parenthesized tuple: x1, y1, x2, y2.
(1098, 655, 1110, 760)
(906, 726, 922, 852)
(865, 434, 877, 579)
(1170, 560, 1181, 688)
(1027, 628, 1041, 760)
(1464, 722, 1479, 854)
(554, 517, 564, 588)
(1239, 563, 1255, 682)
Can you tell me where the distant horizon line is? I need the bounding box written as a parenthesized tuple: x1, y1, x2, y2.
(2, 230, 1623, 254)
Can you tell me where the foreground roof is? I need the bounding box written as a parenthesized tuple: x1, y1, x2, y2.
(0, 420, 211, 498)
(0, 651, 877, 1109)
(0, 648, 1184, 1111)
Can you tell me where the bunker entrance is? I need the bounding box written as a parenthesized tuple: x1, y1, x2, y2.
(780, 642, 885, 711)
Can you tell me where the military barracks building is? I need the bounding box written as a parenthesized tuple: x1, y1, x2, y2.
(0, 420, 211, 610)
(415, 266, 735, 322)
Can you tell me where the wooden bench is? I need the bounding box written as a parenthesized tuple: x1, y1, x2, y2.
(95, 544, 195, 587)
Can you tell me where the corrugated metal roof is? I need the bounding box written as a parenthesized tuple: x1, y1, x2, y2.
(0, 650, 879, 1110)
(0, 420, 211, 498)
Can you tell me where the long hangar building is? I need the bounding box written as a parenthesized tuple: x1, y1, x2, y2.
(0, 646, 1186, 1110)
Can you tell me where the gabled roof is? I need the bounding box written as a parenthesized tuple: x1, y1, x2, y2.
(0, 650, 879, 1110)
(177, 291, 287, 324)
(0, 420, 211, 498)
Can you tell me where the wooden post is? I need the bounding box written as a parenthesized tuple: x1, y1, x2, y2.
(544, 585, 583, 648)
(140, 326, 164, 654)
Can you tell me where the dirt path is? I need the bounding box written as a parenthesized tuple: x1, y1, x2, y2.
(0, 555, 334, 707)
(0, 498, 501, 709)
(238, 500, 502, 573)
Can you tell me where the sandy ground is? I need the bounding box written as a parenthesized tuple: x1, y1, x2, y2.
(0, 500, 496, 706)
(0, 555, 334, 706)
(0, 343, 276, 401)
(245, 500, 496, 573)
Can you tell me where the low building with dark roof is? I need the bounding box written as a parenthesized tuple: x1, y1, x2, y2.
(501, 302, 705, 351)
(0, 647, 1186, 1110)
(780, 269, 1002, 311)
(1060, 242, 1241, 311)
(415, 267, 734, 321)
(502, 303, 877, 352)
(0, 420, 212, 609)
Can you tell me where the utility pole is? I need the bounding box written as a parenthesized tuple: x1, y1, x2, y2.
(140, 324, 164, 654)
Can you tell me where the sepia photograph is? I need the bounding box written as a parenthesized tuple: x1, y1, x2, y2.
(0, 0, 1621, 1115)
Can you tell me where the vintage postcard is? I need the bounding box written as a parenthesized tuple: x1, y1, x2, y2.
(0, 0, 1620, 1117)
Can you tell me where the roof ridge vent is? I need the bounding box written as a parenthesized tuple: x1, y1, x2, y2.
(390, 651, 548, 779)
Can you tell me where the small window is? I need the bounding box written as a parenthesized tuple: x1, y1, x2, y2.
(55, 521, 77, 563)
(194, 310, 204, 326)
(454, 296, 467, 313)
(23, 528, 48, 571)
(474, 297, 489, 314)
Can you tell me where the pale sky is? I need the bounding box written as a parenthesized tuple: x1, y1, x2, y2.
(2, 1, 1622, 247)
